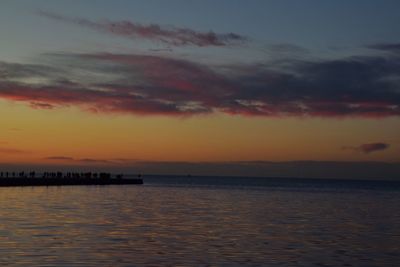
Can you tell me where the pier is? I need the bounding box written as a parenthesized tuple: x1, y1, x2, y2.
(0, 172, 143, 187)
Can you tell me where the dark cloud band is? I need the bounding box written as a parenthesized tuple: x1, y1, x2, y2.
(1, 46, 400, 118)
(344, 143, 390, 154)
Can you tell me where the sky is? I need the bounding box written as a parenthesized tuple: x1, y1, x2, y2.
(1, 0, 400, 179)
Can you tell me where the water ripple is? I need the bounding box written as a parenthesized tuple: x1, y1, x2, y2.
(0, 185, 399, 266)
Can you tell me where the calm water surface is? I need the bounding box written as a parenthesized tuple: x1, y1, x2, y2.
(0, 178, 399, 266)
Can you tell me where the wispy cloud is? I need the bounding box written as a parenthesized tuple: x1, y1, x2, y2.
(1, 42, 400, 118)
(368, 43, 400, 53)
(0, 148, 28, 154)
(45, 156, 118, 164)
(78, 158, 111, 164)
(30, 102, 56, 109)
(9, 128, 22, 132)
(45, 156, 74, 161)
(38, 10, 246, 47)
(343, 142, 390, 154)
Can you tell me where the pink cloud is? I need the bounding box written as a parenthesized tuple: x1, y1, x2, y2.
(30, 102, 56, 110)
(0, 51, 400, 118)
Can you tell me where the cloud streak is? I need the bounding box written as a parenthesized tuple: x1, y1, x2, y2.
(38, 10, 246, 47)
(0, 148, 28, 154)
(44, 156, 126, 164)
(45, 156, 74, 161)
(369, 43, 400, 53)
(344, 142, 390, 154)
(1, 45, 400, 118)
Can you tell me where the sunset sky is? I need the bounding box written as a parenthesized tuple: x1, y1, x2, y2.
(1, 0, 400, 178)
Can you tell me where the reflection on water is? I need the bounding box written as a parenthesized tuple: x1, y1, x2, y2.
(0, 184, 399, 266)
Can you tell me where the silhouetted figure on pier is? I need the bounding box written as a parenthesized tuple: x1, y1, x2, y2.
(0, 171, 136, 180)
(0, 171, 143, 186)
(99, 173, 111, 179)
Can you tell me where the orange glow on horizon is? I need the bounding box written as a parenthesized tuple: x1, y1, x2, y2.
(1, 100, 400, 166)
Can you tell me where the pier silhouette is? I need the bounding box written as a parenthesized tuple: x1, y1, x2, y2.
(0, 171, 143, 187)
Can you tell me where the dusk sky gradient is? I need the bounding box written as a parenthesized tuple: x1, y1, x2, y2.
(1, 0, 400, 179)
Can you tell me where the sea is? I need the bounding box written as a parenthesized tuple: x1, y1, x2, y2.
(0, 175, 399, 266)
